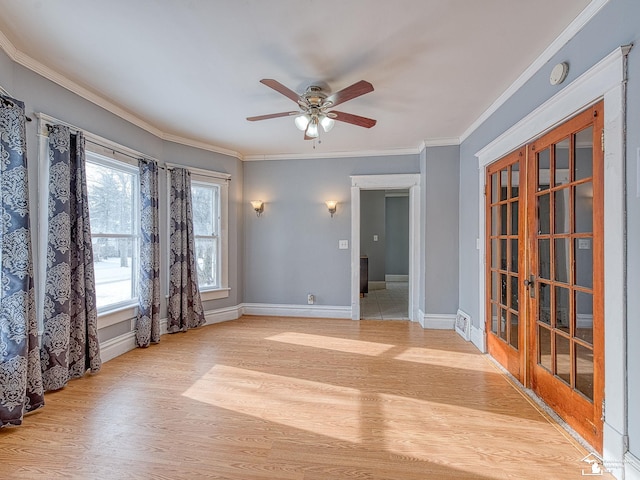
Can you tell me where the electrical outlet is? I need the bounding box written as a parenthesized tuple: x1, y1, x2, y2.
(307, 294, 315, 305)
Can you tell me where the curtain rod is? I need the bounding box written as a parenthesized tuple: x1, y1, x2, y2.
(0, 91, 33, 122)
(37, 113, 230, 181)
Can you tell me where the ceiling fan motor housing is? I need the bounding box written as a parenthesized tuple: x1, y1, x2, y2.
(301, 86, 330, 108)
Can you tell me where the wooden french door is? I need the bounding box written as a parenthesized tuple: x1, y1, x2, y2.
(486, 101, 604, 451)
(486, 148, 526, 383)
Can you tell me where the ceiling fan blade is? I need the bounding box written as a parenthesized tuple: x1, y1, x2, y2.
(331, 110, 377, 128)
(326, 80, 374, 108)
(246, 111, 299, 121)
(260, 79, 300, 103)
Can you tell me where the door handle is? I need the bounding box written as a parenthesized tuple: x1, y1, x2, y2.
(523, 275, 535, 298)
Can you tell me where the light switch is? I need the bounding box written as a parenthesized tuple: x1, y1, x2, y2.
(373, 235, 378, 242)
(339, 240, 349, 249)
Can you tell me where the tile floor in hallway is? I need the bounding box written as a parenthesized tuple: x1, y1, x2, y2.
(360, 281, 409, 320)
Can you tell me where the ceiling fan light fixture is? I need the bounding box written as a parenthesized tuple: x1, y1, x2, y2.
(320, 115, 335, 133)
(294, 114, 310, 131)
(306, 120, 319, 138)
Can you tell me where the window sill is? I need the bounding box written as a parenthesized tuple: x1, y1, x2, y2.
(200, 287, 230, 301)
(97, 303, 137, 329)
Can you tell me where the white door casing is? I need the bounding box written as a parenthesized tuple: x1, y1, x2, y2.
(350, 174, 421, 322)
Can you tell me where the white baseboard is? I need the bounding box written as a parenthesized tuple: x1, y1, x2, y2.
(241, 303, 351, 319)
(602, 423, 627, 480)
(625, 452, 640, 480)
(385, 274, 408, 282)
(99, 331, 137, 363)
(417, 312, 456, 329)
(470, 324, 486, 353)
(417, 309, 426, 328)
(205, 305, 243, 325)
(368, 281, 386, 290)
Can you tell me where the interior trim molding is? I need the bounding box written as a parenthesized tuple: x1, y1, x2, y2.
(625, 452, 640, 480)
(241, 303, 351, 319)
(461, 0, 612, 143)
(476, 45, 632, 165)
(99, 331, 137, 363)
(385, 274, 409, 282)
(368, 281, 387, 291)
(422, 137, 461, 148)
(470, 324, 486, 353)
(243, 147, 423, 162)
(351, 174, 421, 322)
(421, 313, 456, 330)
(204, 305, 243, 324)
(0, 30, 243, 160)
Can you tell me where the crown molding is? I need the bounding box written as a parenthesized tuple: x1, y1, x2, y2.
(1, 27, 454, 163)
(243, 146, 423, 162)
(161, 133, 242, 159)
(0, 29, 18, 59)
(0, 30, 243, 160)
(459, 0, 611, 144)
(422, 137, 461, 148)
(244, 137, 461, 162)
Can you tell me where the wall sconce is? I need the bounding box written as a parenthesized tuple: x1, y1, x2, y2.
(325, 200, 337, 217)
(250, 200, 264, 217)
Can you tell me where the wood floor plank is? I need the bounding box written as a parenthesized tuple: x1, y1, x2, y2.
(0, 316, 611, 479)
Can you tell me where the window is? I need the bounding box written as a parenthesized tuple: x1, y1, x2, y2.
(85, 152, 139, 311)
(188, 171, 229, 299)
(191, 181, 220, 289)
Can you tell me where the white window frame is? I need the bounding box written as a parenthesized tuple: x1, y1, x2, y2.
(36, 112, 148, 331)
(85, 150, 140, 314)
(191, 178, 220, 290)
(167, 165, 230, 301)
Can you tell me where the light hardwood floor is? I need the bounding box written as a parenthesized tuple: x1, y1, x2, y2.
(1, 317, 611, 479)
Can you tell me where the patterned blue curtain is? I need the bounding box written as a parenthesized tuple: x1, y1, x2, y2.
(0, 96, 45, 427)
(136, 158, 160, 347)
(41, 125, 101, 391)
(168, 168, 205, 332)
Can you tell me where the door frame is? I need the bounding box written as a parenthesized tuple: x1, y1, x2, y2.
(475, 46, 630, 458)
(350, 174, 421, 322)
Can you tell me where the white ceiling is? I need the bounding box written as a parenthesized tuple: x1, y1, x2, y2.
(0, 0, 594, 159)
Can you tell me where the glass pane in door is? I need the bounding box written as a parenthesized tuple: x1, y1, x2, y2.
(487, 156, 521, 357)
(555, 138, 570, 186)
(574, 126, 593, 181)
(533, 112, 599, 410)
(575, 291, 593, 344)
(575, 343, 594, 400)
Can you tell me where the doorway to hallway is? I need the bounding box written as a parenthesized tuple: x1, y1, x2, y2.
(349, 174, 421, 322)
(360, 281, 409, 320)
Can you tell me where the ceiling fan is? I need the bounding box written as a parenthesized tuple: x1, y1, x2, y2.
(247, 79, 377, 140)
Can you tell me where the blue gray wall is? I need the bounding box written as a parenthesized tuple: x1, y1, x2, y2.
(425, 145, 460, 314)
(360, 190, 386, 282)
(242, 155, 419, 306)
(0, 48, 244, 344)
(385, 195, 409, 276)
(457, 0, 640, 465)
